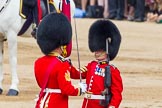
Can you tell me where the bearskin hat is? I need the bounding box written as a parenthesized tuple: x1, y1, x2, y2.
(37, 13, 72, 55)
(88, 19, 121, 61)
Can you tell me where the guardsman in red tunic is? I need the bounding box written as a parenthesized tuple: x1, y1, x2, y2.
(71, 20, 123, 108)
(34, 13, 87, 108)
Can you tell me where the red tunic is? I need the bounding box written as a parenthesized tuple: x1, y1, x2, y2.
(34, 55, 80, 108)
(71, 61, 123, 108)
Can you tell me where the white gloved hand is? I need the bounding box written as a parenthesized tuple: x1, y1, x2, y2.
(79, 82, 87, 94)
(109, 106, 115, 108)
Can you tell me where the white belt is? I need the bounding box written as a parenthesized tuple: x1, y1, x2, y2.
(84, 93, 105, 100)
(44, 88, 61, 93)
(40, 88, 61, 108)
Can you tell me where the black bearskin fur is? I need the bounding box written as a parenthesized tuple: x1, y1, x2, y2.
(88, 19, 121, 61)
(37, 13, 72, 55)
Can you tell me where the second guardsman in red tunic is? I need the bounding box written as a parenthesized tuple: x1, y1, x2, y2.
(71, 19, 123, 108)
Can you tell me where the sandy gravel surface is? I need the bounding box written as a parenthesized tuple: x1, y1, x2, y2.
(0, 19, 162, 108)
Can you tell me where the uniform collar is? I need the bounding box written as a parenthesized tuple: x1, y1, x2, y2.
(98, 60, 108, 65)
(48, 51, 60, 56)
(48, 51, 66, 62)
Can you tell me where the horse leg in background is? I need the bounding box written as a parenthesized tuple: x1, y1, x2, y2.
(6, 30, 19, 96)
(0, 38, 4, 94)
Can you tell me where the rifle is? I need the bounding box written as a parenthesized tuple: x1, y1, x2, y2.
(100, 38, 112, 107)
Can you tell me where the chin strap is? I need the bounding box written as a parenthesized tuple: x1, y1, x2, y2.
(60, 45, 67, 57)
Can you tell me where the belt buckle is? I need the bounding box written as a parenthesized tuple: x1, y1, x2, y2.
(87, 94, 91, 99)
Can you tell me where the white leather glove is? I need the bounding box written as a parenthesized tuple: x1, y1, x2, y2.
(109, 106, 115, 108)
(79, 82, 87, 94)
